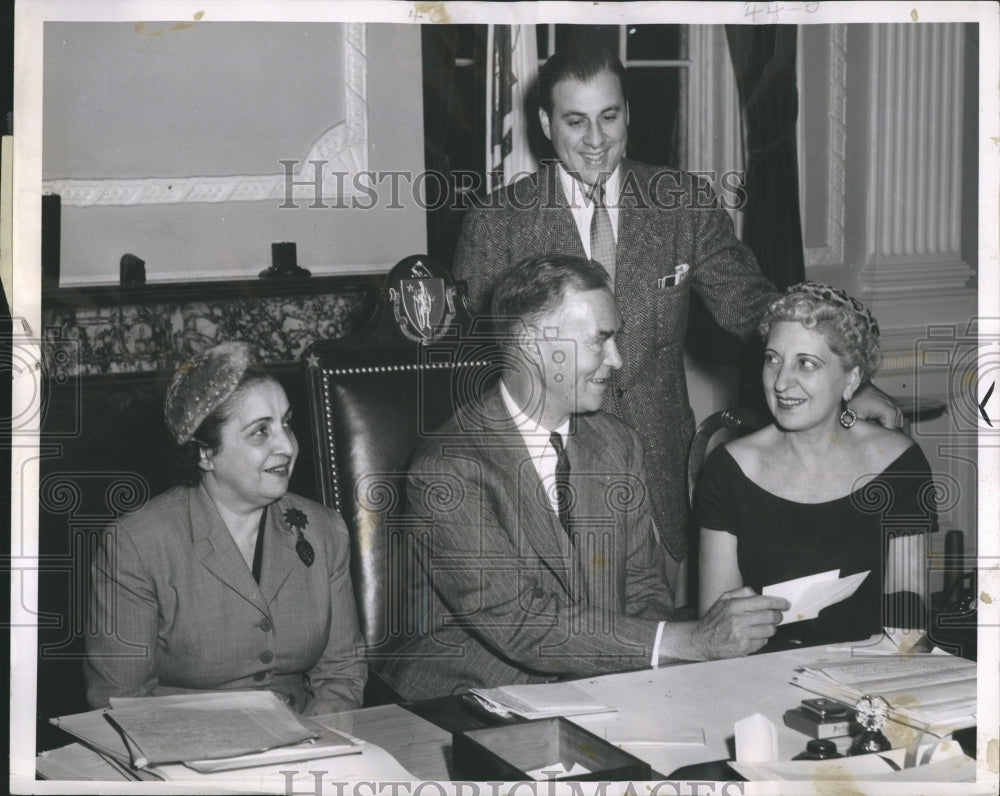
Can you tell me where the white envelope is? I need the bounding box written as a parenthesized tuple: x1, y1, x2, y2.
(763, 569, 871, 625)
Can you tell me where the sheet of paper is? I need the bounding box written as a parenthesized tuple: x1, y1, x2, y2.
(151, 741, 419, 788)
(764, 569, 840, 605)
(824, 629, 932, 655)
(792, 653, 977, 733)
(470, 682, 616, 719)
(734, 713, 777, 763)
(731, 742, 974, 784)
(51, 708, 134, 765)
(731, 753, 899, 782)
(608, 727, 705, 746)
(106, 690, 317, 768)
(763, 569, 870, 624)
(184, 724, 361, 773)
(524, 761, 592, 780)
(36, 743, 140, 781)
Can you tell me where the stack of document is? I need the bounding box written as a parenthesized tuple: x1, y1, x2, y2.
(792, 653, 977, 735)
(469, 682, 616, 720)
(44, 690, 361, 780)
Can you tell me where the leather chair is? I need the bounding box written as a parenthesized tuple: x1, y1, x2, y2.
(302, 256, 497, 703)
(683, 407, 763, 609)
(686, 407, 764, 509)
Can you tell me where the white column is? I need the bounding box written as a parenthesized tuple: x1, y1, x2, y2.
(859, 24, 975, 300)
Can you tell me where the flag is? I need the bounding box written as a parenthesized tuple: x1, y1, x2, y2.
(486, 24, 539, 191)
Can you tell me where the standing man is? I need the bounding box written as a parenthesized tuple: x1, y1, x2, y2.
(454, 48, 897, 596)
(380, 255, 788, 700)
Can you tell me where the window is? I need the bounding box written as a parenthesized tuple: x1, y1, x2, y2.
(537, 24, 688, 169)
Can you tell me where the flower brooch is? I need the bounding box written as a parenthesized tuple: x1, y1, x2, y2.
(283, 508, 314, 567)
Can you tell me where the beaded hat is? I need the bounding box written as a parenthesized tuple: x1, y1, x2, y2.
(163, 342, 255, 445)
(789, 281, 880, 340)
(761, 281, 882, 380)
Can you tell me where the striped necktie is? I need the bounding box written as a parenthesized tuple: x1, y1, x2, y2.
(589, 182, 616, 284)
(549, 431, 572, 534)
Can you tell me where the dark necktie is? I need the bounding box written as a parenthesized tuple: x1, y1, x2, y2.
(589, 182, 616, 284)
(549, 431, 572, 534)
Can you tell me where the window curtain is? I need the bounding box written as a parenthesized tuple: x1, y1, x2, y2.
(725, 25, 805, 290)
(486, 25, 539, 190)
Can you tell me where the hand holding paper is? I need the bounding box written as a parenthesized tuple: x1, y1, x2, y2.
(763, 569, 870, 625)
(691, 587, 789, 659)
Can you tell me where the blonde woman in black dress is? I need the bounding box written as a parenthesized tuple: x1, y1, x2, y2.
(696, 283, 935, 647)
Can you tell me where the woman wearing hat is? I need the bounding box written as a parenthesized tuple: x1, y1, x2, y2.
(696, 284, 936, 648)
(84, 342, 366, 715)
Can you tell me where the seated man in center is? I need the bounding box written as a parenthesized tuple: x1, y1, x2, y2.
(381, 254, 789, 700)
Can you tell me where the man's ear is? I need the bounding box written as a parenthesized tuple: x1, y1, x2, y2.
(516, 324, 543, 366)
(625, 101, 630, 127)
(539, 107, 552, 141)
(198, 445, 214, 472)
(843, 366, 863, 401)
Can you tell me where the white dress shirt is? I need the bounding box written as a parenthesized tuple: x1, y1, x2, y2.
(499, 380, 665, 666)
(499, 381, 569, 514)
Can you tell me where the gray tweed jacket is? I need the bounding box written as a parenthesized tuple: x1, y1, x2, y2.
(454, 159, 778, 561)
(379, 386, 674, 700)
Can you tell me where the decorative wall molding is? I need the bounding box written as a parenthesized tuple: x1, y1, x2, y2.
(42, 23, 368, 207)
(800, 25, 847, 268)
(863, 24, 972, 281)
(858, 259, 976, 295)
(864, 288, 976, 378)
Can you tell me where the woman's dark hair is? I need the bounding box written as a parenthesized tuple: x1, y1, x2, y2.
(171, 365, 277, 486)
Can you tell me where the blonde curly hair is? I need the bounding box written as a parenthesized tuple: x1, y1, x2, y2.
(758, 282, 881, 380)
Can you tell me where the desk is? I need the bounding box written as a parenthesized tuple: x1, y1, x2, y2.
(320, 704, 451, 781)
(568, 645, 859, 775)
(38, 643, 974, 786)
(399, 642, 975, 780)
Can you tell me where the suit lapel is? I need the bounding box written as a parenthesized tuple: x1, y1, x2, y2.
(474, 388, 576, 595)
(259, 501, 301, 608)
(533, 162, 587, 260)
(566, 418, 625, 608)
(190, 485, 271, 618)
(611, 161, 656, 385)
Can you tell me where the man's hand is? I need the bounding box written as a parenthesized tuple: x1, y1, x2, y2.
(852, 382, 904, 429)
(691, 587, 789, 660)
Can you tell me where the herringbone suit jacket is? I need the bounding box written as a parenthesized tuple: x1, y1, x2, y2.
(454, 159, 778, 561)
(379, 386, 674, 700)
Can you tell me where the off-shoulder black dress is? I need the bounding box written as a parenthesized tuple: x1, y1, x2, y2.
(695, 444, 937, 648)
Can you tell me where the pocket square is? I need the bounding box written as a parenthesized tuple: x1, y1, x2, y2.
(656, 263, 690, 288)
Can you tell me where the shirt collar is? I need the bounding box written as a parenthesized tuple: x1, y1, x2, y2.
(499, 380, 570, 441)
(556, 162, 620, 210)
